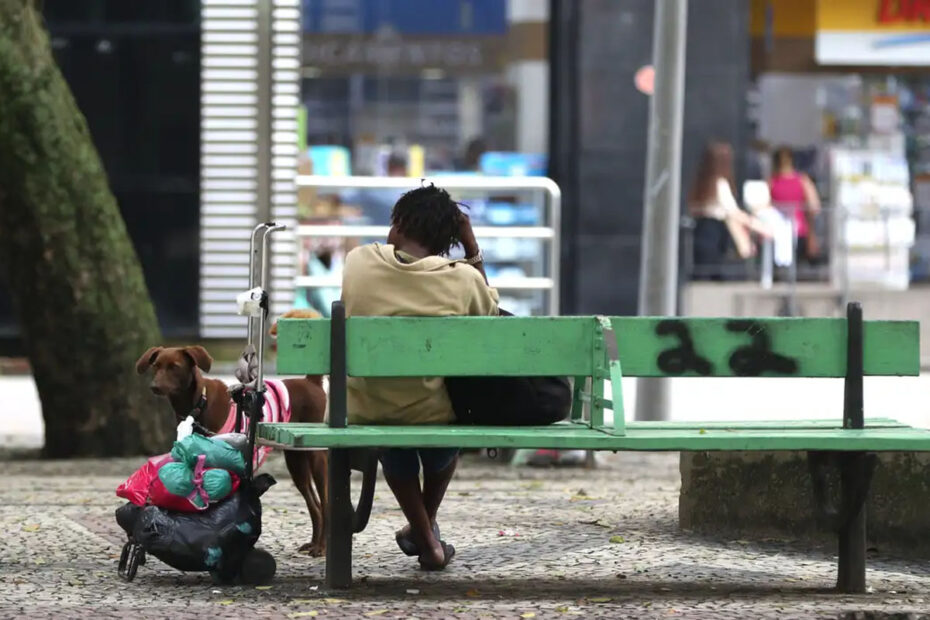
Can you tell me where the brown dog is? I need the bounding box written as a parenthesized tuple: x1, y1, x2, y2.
(135, 312, 329, 557)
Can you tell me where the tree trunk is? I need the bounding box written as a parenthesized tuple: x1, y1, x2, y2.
(0, 0, 174, 456)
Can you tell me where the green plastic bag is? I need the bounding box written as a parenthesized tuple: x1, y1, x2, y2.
(170, 434, 247, 475)
(157, 462, 234, 508)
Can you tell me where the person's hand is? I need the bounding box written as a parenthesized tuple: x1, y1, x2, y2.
(458, 211, 479, 257)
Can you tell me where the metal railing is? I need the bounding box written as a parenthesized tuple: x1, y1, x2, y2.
(293, 175, 562, 316)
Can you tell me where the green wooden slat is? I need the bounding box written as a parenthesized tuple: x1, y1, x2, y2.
(607, 317, 919, 377)
(266, 417, 908, 434)
(275, 316, 919, 378)
(278, 316, 595, 377)
(276, 318, 331, 375)
(258, 422, 930, 452)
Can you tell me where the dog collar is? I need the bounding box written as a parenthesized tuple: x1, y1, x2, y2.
(185, 386, 208, 421)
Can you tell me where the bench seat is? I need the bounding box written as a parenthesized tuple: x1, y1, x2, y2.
(260, 418, 930, 452)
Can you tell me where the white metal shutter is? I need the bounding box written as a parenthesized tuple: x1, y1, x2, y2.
(199, 0, 299, 337)
(269, 0, 300, 319)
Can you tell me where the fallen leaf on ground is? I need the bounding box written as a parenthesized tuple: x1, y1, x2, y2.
(323, 598, 347, 604)
(255, 585, 273, 590)
(22, 524, 40, 532)
(406, 589, 419, 595)
(365, 611, 388, 617)
(466, 589, 480, 597)
(589, 597, 612, 603)
(609, 536, 625, 544)
(288, 612, 318, 618)
(217, 600, 235, 606)
(521, 613, 536, 618)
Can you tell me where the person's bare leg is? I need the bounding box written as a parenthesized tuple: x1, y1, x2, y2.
(383, 471, 444, 566)
(397, 453, 457, 544)
(422, 455, 457, 521)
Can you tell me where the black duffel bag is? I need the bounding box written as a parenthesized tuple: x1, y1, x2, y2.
(444, 309, 572, 426)
(116, 473, 277, 584)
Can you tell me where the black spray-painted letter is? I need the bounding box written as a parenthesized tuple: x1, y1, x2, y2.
(655, 320, 713, 375)
(725, 320, 798, 376)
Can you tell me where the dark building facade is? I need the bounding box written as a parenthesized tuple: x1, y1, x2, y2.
(0, 0, 201, 346)
(551, 0, 750, 315)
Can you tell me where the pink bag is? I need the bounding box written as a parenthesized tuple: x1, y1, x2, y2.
(116, 454, 173, 506)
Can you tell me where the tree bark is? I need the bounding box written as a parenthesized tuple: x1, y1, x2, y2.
(0, 0, 174, 456)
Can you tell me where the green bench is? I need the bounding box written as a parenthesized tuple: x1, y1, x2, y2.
(259, 301, 928, 593)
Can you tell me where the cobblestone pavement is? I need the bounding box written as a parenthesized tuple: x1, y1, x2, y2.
(1, 451, 928, 619)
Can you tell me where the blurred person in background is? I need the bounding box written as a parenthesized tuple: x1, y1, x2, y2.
(769, 146, 822, 264)
(688, 141, 771, 280)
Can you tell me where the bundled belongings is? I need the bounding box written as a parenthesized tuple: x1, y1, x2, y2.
(116, 474, 277, 584)
(116, 433, 248, 512)
(115, 432, 274, 582)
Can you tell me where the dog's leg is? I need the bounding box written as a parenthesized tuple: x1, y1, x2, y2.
(284, 451, 324, 557)
(309, 450, 328, 555)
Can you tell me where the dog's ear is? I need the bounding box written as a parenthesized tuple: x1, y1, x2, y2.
(183, 345, 213, 373)
(135, 347, 163, 374)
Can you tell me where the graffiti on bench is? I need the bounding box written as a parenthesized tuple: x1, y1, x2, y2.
(654, 319, 799, 377)
(655, 320, 714, 376)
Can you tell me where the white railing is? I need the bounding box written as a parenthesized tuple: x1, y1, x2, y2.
(293, 175, 562, 316)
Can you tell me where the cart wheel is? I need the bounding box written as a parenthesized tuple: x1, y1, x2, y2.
(237, 547, 276, 585)
(118, 542, 144, 582)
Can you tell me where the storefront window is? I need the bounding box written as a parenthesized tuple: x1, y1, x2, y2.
(294, 0, 554, 317)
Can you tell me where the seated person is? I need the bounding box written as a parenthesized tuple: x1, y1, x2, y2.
(341, 184, 497, 570)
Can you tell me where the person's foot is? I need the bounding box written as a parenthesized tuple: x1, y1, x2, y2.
(418, 540, 455, 571)
(396, 521, 441, 557)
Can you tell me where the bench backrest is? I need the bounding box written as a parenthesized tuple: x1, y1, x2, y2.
(276, 316, 919, 379)
(275, 306, 918, 434)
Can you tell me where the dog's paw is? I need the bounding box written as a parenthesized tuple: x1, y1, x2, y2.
(298, 542, 325, 558)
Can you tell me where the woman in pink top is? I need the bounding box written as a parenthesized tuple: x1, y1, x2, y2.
(769, 147, 822, 262)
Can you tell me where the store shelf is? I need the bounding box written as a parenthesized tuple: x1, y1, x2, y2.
(296, 225, 555, 239)
(295, 275, 554, 291)
(294, 175, 561, 315)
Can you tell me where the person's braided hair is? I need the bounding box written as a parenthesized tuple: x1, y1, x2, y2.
(390, 184, 467, 256)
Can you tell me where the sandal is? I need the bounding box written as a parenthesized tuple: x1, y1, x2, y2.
(418, 541, 455, 571)
(396, 522, 441, 557)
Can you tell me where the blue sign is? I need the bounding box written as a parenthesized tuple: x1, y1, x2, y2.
(302, 0, 507, 35)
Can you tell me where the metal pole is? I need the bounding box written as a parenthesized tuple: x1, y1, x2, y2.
(635, 0, 688, 421)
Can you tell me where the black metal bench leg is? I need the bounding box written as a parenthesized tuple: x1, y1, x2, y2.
(326, 448, 354, 589)
(836, 452, 876, 594)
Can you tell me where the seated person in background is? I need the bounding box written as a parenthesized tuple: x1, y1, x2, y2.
(340, 184, 497, 570)
(689, 141, 772, 280)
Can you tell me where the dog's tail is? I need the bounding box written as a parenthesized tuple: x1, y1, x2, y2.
(270, 309, 327, 384)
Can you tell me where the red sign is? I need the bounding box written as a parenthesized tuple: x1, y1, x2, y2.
(878, 0, 930, 23)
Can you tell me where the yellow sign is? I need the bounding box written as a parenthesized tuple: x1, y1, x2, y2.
(817, 0, 930, 64)
(819, 0, 930, 32)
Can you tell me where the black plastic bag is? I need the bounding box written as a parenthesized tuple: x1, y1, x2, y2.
(116, 473, 276, 581)
(445, 308, 572, 426)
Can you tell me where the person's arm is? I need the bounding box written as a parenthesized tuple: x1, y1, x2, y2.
(458, 213, 487, 284)
(800, 174, 821, 216)
(717, 178, 771, 238)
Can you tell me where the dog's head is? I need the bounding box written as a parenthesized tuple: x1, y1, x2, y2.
(135, 345, 213, 397)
